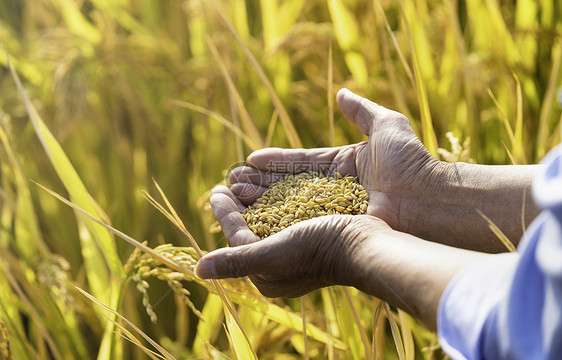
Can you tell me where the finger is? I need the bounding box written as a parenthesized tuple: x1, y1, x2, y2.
(337, 88, 406, 136)
(211, 185, 245, 212)
(210, 192, 260, 246)
(229, 166, 269, 187)
(195, 235, 283, 279)
(247, 146, 359, 176)
(229, 166, 287, 188)
(337, 88, 375, 135)
(230, 183, 269, 205)
(248, 147, 338, 171)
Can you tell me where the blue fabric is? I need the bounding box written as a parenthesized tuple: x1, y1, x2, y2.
(438, 145, 562, 360)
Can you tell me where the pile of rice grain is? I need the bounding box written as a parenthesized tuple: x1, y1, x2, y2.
(242, 172, 369, 239)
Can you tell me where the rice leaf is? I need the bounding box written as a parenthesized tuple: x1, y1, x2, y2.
(514, 0, 538, 69)
(224, 308, 257, 360)
(0, 272, 37, 359)
(0, 126, 47, 261)
(206, 0, 302, 148)
(488, 88, 524, 164)
(51, 0, 101, 46)
(110, 319, 165, 360)
(372, 299, 385, 359)
(402, 0, 435, 81)
(383, 303, 405, 360)
(485, 0, 522, 67)
(206, 38, 264, 149)
(512, 73, 526, 164)
(327, 0, 368, 89)
(72, 285, 175, 360)
(169, 99, 261, 152)
(301, 296, 309, 360)
(225, 289, 346, 350)
(4, 50, 124, 290)
(193, 294, 224, 355)
(231, 0, 250, 40)
(334, 287, 363, 360)
(343, 287, 372, 360)
(320, 288, 339, 358)
(476, 210, 517, 252)
(374, 1, 414, 87)
(0, 261, 62, 360)
(397, 0, 438, 156)
(328, 39, 335, 147)
(537, 40, 562, 158)
(397, 309, 415, 360)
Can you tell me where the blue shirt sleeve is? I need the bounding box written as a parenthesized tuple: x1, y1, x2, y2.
(437, 145, 562, 360)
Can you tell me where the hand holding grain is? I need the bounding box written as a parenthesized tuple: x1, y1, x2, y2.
(229, 89, 540, 251)
(193, 88, 526, 329)
(196, 184, 491, 330)
(229, 88, 441, 232)
(196, 185, 392, 297)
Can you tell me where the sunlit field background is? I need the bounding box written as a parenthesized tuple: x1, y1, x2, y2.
(0, 0, 561, 359)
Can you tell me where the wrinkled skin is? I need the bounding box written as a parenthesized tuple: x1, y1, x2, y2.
(228, 88, 442, 232)
(206, 187, 393, 297)
(197, 88, 444, 298)
(195, 88, 538, 329)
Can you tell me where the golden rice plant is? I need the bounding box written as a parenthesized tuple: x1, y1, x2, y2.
(0, 0, 560, 359)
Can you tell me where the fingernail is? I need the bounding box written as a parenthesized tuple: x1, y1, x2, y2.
(195, 258, 217, 279)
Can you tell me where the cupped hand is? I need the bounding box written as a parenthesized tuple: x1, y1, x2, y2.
(195, 186, 392, 297)
(228, 88, 443, 231)
(196, 186, 491, 329)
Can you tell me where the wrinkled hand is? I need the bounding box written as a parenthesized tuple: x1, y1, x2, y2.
(228, 88, 442, 231)
(195, 88, 442, 296)
(195, 186, 392, 297)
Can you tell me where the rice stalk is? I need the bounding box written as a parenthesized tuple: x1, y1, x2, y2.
(301, 296, 309, 360)
(397, 0, 438, 156)
(328, 39, 335, 147)
(205, 0, 303, 148)
(397, 309, 415, 360)
(476, 210, 517, 252)
(169, 99, 261, 151)
(383, 303, 405, 360)
(0, 261, 62, 360)
(206, 37, 264, 150)
(343, 287, 372, 360)
(72, 285, 175, 360)
(537, 39, 562, 159)
(141, 181, 258, 358)
(487, 87, 522, 164)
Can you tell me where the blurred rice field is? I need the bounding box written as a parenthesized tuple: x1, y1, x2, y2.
(0, 0, 560, 359)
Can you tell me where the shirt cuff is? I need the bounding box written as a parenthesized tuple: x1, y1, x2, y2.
(437, 252, 519, 360)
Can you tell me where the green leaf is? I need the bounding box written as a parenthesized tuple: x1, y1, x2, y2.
(328, 0, 368, 89)
(193, 294, 224, 354)
(224, 308, 257, 360)
(398, 0, 438, 156)
(5, 48, 127, 358)
(333, 287, 363, 360)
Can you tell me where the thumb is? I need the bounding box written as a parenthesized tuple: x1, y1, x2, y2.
(337, 88, 375, 135)
(337, 88, 400, 136)
(195, 242, 267, 279)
